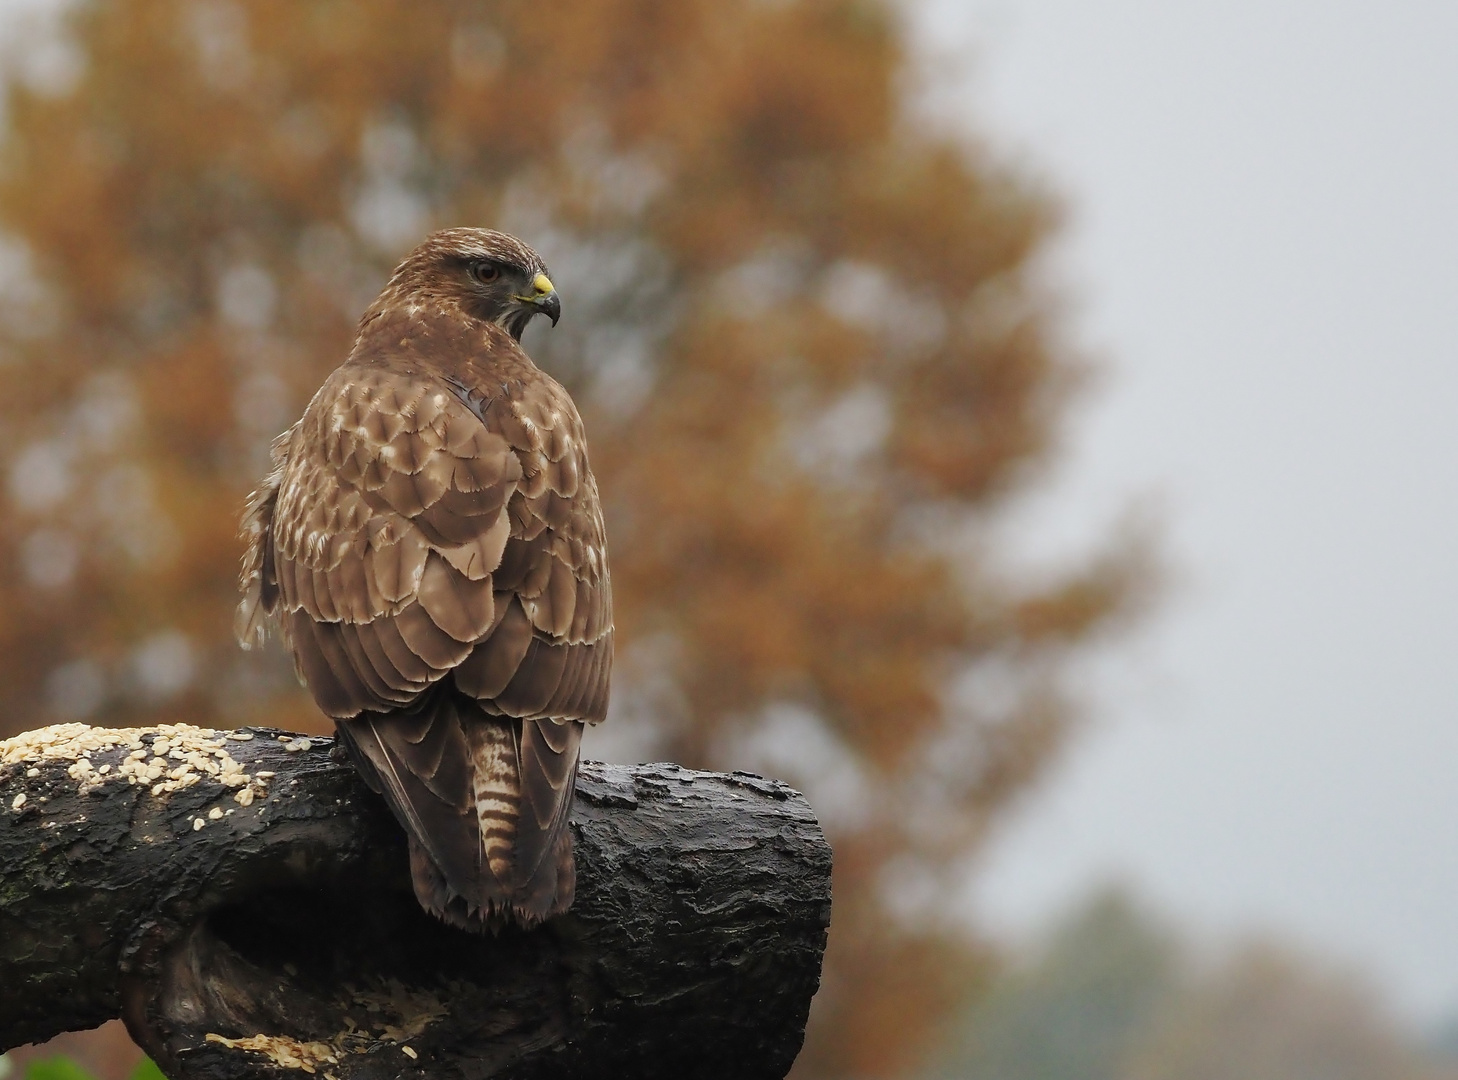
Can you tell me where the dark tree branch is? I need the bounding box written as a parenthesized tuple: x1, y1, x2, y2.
(0, 725, 831, 1080)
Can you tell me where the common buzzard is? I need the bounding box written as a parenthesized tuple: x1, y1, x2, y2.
(236, 228, 612, 930)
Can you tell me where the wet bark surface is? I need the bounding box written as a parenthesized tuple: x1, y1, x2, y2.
(0, 725, 831, 1080)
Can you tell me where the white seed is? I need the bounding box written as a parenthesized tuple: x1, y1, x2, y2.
(208, 807, 224, 820)
(11, 793, 25, 810)
(193, 818, 205, 831)
(25, 767, 39, 777)
(401, 1047, 417, 1060)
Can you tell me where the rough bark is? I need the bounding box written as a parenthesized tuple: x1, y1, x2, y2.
(0, 724, 831, 1080)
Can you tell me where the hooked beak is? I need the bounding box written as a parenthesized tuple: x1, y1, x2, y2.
(528, 272, 560, 326)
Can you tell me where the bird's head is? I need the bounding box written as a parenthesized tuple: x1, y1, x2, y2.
(382, 227, 561, 341)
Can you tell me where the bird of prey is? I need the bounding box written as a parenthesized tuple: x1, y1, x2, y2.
(235, 228, 612, 930)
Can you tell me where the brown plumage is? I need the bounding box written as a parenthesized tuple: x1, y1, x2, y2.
(236, 228, 611, 930)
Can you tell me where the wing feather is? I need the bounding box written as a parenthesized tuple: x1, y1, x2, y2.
(352, 620, 430, 696)
(394, 601, 476, 670)
(335, 623, 418, 706)
(287, 612, 373, 719)
(416, 552, 495, 642)
(369, 616, 438, 685)
(494, 637, 570, 718)
(452, 596, 534, 699)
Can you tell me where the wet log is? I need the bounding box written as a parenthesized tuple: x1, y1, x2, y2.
(0, 724, 831, 1080)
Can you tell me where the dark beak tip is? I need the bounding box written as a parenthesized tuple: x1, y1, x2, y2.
(542, 294, 562, 326)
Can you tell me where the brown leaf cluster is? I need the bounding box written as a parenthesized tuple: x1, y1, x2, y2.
(0, 1, 1151, 1075)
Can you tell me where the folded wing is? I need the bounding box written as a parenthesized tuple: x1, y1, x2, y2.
(238, 357, 612, 926)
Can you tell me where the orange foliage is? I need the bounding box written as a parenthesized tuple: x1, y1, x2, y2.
(0, 0, 1148, 1074)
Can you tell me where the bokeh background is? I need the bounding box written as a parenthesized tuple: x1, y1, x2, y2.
(0, 1, 1454, 1079)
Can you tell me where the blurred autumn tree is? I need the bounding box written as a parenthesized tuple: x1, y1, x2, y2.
(0, 0, 1147, 1075)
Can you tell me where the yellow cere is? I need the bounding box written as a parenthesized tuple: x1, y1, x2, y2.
(1, 722, 273, 812)
(532, 272, 554, 296)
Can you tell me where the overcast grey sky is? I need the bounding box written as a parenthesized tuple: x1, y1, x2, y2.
(913, 0, 1458, 1023)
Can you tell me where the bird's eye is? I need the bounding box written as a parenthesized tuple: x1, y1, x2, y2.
(471, 261, 501, 284)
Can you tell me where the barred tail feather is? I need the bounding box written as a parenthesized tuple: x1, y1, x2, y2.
(336, 689, 582, 931)
(466, 716, 521, 889)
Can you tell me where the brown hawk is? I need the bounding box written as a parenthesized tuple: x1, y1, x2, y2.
(235, 228, 612, 930)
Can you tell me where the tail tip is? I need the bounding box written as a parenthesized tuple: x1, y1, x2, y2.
(408, 837, 573, 933)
